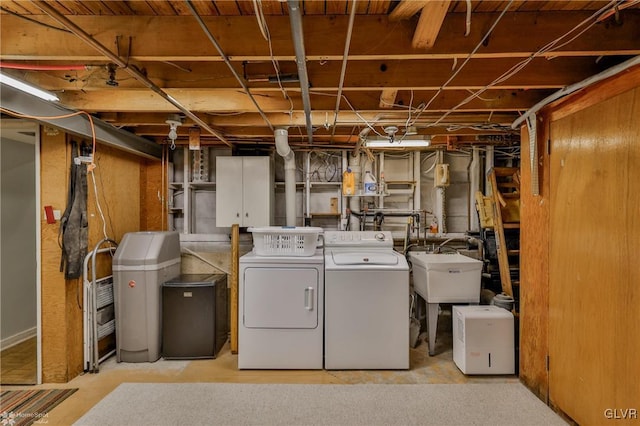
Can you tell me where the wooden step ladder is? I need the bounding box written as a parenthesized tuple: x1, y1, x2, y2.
(487, 167, 520, 300)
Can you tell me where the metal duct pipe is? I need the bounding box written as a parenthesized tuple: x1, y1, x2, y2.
(348, 152, 361, 230)
(275, 128, 297, 226)
(33, 1, 231, 147)
(287, 0, 313, 143)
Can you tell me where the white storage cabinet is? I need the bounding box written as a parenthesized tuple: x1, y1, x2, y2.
(216, 156, 272, 227)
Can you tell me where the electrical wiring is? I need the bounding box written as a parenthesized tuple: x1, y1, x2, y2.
(0, 107, 114, 242)
(403, 90, 415, 131)
(428, 0, 624, 129)
(252, 0, 270, 41)
(0, 5, 71, 33)
(407, 0, 516, 127)
(330, 0, 357, 139)
(0, 108, 97, 168)
(308, 91, 386, 138)
(253, 0, 294, 115)
(464, 0, 472, 37)
(90, 168, 109, 241)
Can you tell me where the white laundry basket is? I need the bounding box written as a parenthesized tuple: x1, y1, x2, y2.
(249, 227, 322, 256)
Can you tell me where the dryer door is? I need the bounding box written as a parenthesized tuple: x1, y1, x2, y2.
(243, 267, 318, 329)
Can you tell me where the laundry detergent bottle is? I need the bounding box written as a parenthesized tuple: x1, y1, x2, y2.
(363, 170, 377, 195)
(342, 168, 355, 196)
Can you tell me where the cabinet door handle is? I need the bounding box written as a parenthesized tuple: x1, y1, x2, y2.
(304, 287, 314, 311)
(245, 212, 249, 217)
(236, 212, 240, 218)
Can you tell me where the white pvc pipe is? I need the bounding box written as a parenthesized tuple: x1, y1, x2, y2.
(485, 145, 494, 196)
(305, 151, 311, 222)
(349, 152, 361, 230)
(274, 128, 296, 226)
(434, 150, 445, 235)
(413, 151, 421, 212)
(512, 55, 640, 130)
(379, 152, 385, 209)
(469, 147, 480, 232)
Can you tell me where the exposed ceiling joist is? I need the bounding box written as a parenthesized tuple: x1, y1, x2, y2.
(1, 1, 637, 149)
(2, 13, 639, 62)
(412, 1, 451, 49)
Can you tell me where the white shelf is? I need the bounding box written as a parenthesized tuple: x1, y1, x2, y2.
(275, 181, 305, 187)
(190, 181, 216, 188)
(309, 181, 341, 187)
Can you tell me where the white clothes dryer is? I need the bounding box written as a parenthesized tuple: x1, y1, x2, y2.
(324, 231, 409, 370)
(238, 250, 324, 369)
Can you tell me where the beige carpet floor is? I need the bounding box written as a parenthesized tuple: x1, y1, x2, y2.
(73, 382, 565, 426)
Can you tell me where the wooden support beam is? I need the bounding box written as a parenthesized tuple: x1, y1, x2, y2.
(103, 111, 517, 127)
(41, 56, 600, 94)
(389, 0, 428, 21)
(188, 127, 201, 150)
(379, 89, 398, 108)
(412, 1, 451, 49)
(2, 13, 639, 61)
(230, 224, 239, 354)
(89, 89, 550, 116)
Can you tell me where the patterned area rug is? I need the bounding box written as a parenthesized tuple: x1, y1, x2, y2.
(1, 389, 77, 426)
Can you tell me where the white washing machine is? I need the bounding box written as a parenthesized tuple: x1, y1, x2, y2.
(324, 231, 409, 370)
(238, 250, 324, 369)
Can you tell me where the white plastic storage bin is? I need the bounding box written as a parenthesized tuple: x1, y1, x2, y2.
(453, 305, 515, 375)
(112, 231, 181, 363)
(408, 252, 483, 303)
(248, 227, 323, 257)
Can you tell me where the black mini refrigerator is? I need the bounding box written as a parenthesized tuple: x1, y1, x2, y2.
(162, 274, 228, 359)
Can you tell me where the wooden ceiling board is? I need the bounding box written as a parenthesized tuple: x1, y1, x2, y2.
(260, 0, 285, 15)
(54, 1, 95, 15)
(326, 0, 349, 14)
(354, 0, 371, 14)
(184, 0, 221, 15)
(123, 1, 158, 15)
(472, 1, 503, 12)
(144, 0, 178, 15)
(99, 0, 135, 15)
(516, 0, 551, 12)
(2, 0, 637, 146)
(0, 1, 40, 14)
(214, 0, 241, 15)
(366, 0, 391, 14)
(303, 0, 326, 15)
(236, 0, 256, 15)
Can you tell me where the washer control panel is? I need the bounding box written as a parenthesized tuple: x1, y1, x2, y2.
(324, 231, 393, 248)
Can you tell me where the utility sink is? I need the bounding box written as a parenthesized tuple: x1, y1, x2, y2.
(408, 252, 483, 356)
(408, 252, 483, 303)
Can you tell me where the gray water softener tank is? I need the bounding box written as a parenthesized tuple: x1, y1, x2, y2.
(113, 231, 181, 362)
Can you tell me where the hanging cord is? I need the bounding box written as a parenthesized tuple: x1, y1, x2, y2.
(408, 0, 516, 127)
(90, 169, 109, 241)
(330, 0, 358, 140)
(427, 0, 624, 129)
(1, 107, 113, 242)
(253, 0, 294, 116)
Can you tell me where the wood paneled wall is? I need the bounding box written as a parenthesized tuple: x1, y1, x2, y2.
(140, 158, 164, 231)
(519, 116, 551, 403)
(548, 85, 639, 425)
(40, 127, 71, 382)
(40, 131, 150, 382)
(519, 67, 640, 424)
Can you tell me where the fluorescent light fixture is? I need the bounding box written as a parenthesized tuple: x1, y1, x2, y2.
(364, 136, 431, 148)
(0, 72, 59, 102)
